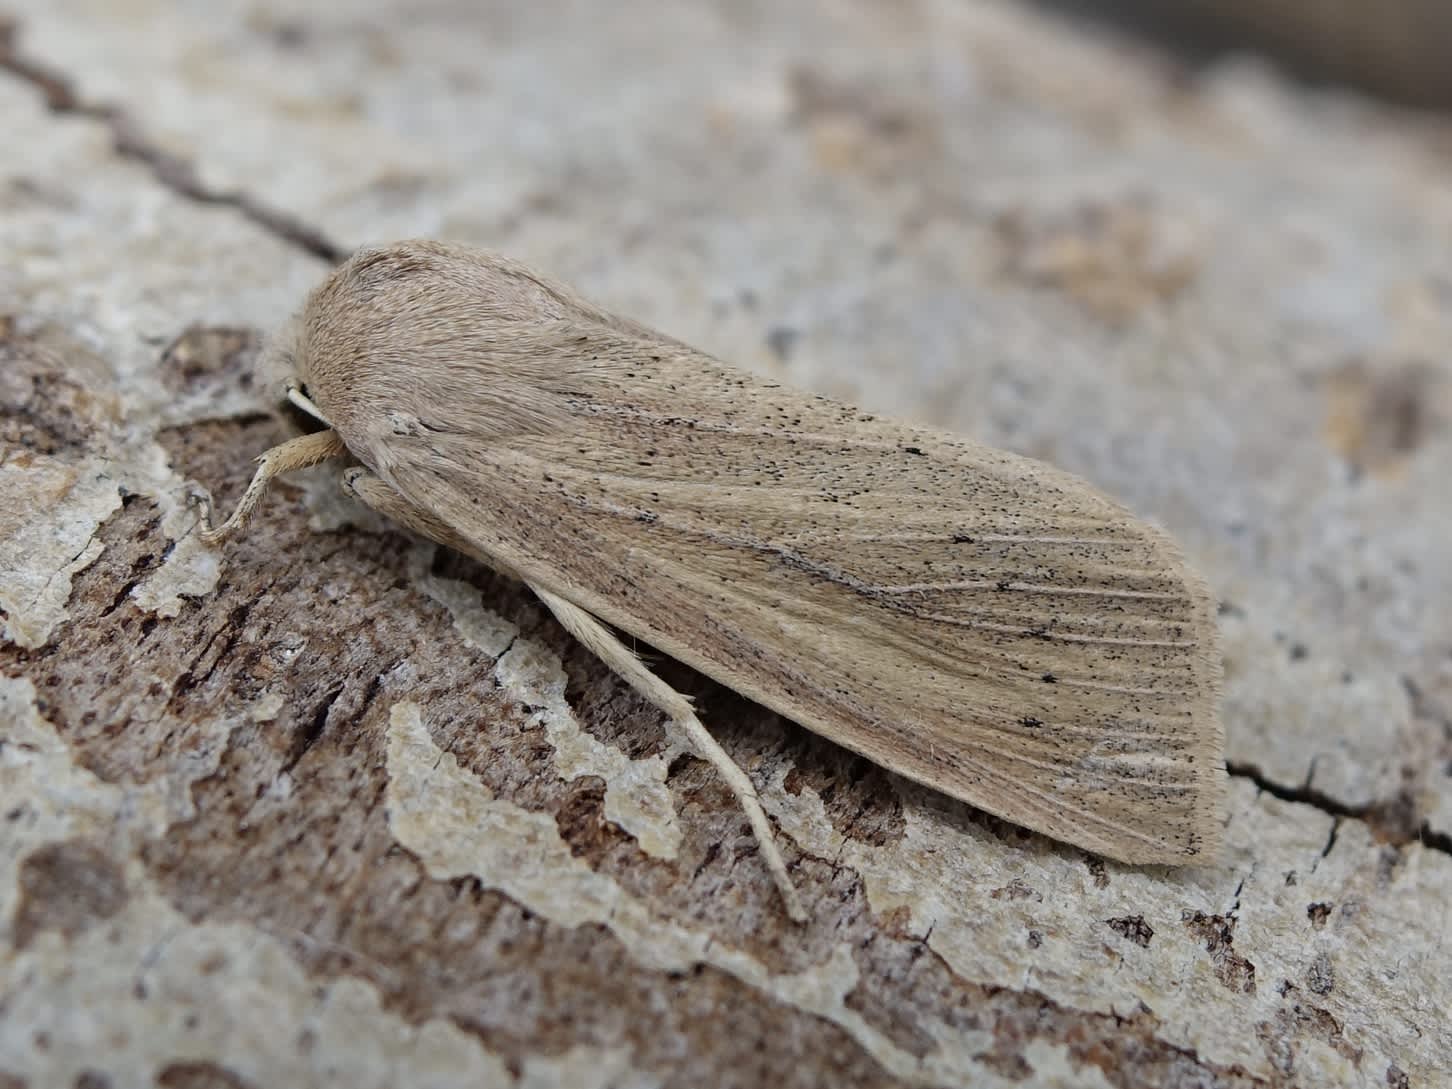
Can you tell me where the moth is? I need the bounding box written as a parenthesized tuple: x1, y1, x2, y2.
(199, 240, 1225, 921)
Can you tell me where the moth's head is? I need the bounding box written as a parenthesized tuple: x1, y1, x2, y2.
(258, 314, 304, 405)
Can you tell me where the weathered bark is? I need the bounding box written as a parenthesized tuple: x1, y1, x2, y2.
(2, 3, 1449, 1088)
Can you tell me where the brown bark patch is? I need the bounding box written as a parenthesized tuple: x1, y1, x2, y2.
(156, 1062, 258, 1089)
(1183, 912, 1257, 994)
(13, 840, 127, 949)
(1107, 914, 1155, 947)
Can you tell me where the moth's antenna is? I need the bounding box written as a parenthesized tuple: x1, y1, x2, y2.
(286, 381, 332, 426)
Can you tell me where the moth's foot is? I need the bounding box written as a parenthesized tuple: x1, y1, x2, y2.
(339, 466, 370, 500)
(184, 485, 220, 540)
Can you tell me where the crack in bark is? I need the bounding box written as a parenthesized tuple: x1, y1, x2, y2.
(1226, 761, 1449, 859)
(169, 602, 254, 706)
(1313, 818, 1340, 869)
(98, 539, 169, 618)
(283, 683, 344, 774)
(1417, 824, 1452, 855)
(0, 19, 346, 263)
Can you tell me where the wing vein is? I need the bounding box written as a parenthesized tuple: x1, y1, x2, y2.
(917, 612, 1195, 648)
(877, 580, 1180, 601)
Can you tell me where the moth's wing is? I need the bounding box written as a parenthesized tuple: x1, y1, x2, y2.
(375, 342, 1224, 865)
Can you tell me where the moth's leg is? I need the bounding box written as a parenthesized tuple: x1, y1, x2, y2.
(198, 429, 349, 545)
(339, 469, 523, 581)
(530, 584, 808, 924)
(342, 468, 806, 921)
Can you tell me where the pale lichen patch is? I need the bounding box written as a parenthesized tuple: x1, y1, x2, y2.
(0, 668, 234, 893)
(517, 1046, 651, 1089)
(1, 677, 147, 934)
(415, 555, 682, 861)
(494, 638, 680, 860)
(383, 700, 966, 1086)
(1018, 1040, 1118, 1089)
(0, 457, 118, 648)
(0, 678, 513, 1089)
(130, 529, 220, 619)
(414, 558, 517, 658)
(249, 690, 287, 722)
(760, 768, 1452, 1086)
(1, 898, 513, 1089)
(386, 699, 683, 940)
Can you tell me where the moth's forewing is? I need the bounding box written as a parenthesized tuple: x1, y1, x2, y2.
(349, 321, 1224, 865)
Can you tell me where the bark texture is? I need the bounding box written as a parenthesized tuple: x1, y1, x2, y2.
(2, 3, 1450, 1088)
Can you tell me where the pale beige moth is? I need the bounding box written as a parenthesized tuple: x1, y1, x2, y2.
(200, 240, 1226, 921)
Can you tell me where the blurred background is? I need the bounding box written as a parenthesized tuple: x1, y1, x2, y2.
(1045, 0, 1452, 109)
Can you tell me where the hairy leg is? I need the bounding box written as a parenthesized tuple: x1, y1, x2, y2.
(198, 430, 349, 544)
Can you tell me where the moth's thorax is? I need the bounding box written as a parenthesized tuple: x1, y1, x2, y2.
(288, 240, 644, 461)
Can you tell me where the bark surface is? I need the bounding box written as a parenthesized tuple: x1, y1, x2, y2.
(2, 3, 1450, 1087)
